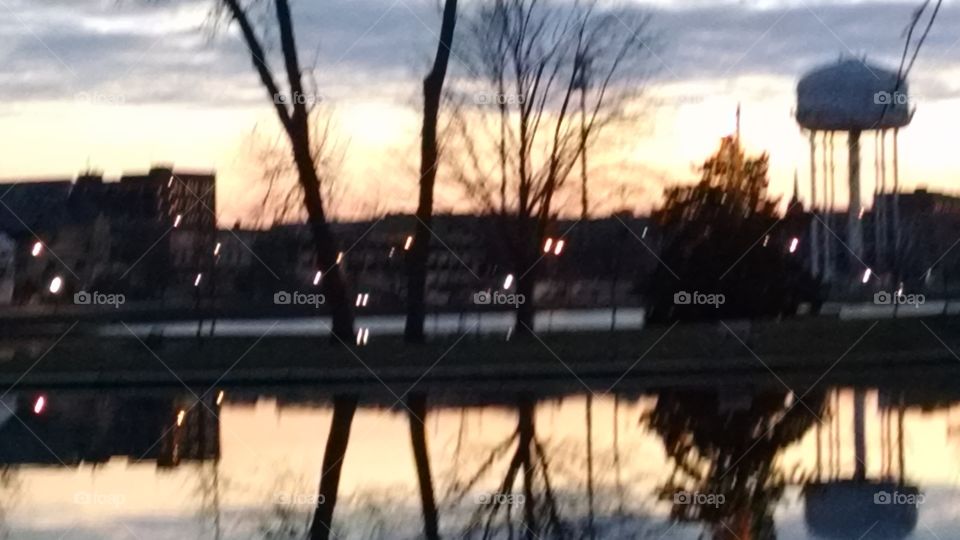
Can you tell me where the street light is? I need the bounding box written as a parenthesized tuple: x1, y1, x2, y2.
(788, 237, 799, 254)
(31, 241, 43, 257)
(503, 274, 514, 290)
(48, 276, 63, 294)
(543, 237, 565, 256)
(33, 396, 46, 415)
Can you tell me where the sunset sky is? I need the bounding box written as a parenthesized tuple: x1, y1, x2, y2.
(1, 0, 958, 226)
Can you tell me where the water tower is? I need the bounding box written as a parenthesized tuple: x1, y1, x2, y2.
(796, 59, 912, 280)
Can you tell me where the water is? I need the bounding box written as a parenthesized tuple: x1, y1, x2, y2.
(1, 382, 958, 539)
(102, 309, 647, 338)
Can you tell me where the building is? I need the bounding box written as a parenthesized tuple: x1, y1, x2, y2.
(221, 213, 654, 311)
(871, 188, 960, 288)
(0, 166, 216, 305)
(785, 186, 960, 292)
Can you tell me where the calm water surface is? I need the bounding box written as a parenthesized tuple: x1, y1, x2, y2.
(1, 382, 958, 539)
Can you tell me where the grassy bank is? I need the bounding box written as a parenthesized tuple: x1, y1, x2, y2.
(1, 315, 959, 389)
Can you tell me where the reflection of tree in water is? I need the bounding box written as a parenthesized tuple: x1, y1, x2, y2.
(442, 397, 661, 540)
(194, 460, 226, 540)
(644, 389, 826, 539)
(258, 485, 424, 539)
(446, 398, 568, 539)
(0, 466, 17, 540)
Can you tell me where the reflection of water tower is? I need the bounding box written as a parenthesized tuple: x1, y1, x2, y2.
(796, 59, 912, 280)
(804, 389, 918, 540)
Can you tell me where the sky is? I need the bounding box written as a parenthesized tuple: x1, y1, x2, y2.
(0, 0, 958, 226)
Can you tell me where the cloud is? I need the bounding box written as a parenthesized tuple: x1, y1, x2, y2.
(0, 0, 957, 108)
(651, 1, 960, 82)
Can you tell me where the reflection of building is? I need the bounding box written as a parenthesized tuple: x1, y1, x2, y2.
(159, 396, 222, 468)
(0, 393, 220, 467)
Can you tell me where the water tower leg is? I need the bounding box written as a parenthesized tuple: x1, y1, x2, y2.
(808, 131, 821, 277)
(847, 130, 864, 265)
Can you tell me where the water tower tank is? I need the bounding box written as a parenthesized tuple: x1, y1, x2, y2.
(797, 59, 911, 131)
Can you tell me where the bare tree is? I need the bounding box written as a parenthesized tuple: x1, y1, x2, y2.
(249, 108, 348, 227)
(453, 0, 651, 333)
(220, 0, 354, 339)
(406, 0, 460, 343)
(216, 3, 357, 539)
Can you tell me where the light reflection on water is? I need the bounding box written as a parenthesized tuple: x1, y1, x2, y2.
(0, 385, 958, 539)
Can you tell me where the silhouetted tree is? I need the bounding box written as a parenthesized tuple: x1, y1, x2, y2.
(647, 136, 820, 322)
(220, 0, 354, 339)
(406, 0, 459, 343)
(249, 107, 348, 227)
(455, 0, 651, 334)
(216, 3, 357, 539)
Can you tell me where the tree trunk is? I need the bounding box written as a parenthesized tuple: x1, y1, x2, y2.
(221, 4, 357, 539)
(406, 0, 458, 343)
(292, 141, 355, 341)
(514, 216, 540, 336)
(408, 394, 440, 540)
(310, 395, 358, 540)
(515, 269, 537, 335)
(517, 399, 538, 537)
